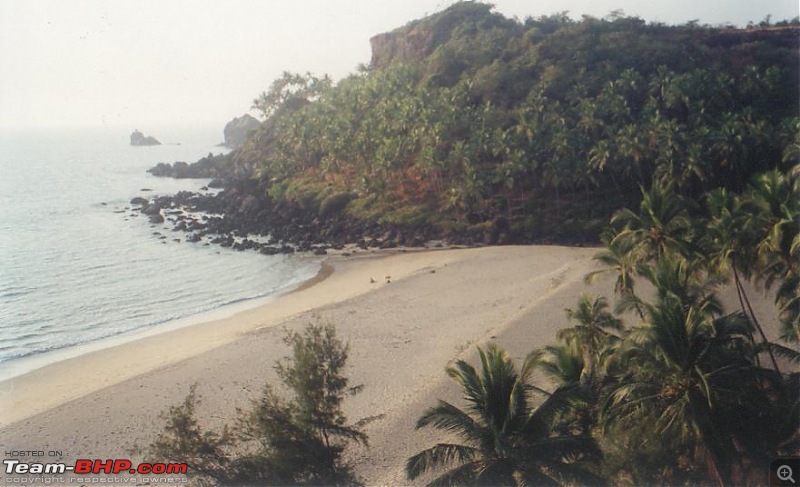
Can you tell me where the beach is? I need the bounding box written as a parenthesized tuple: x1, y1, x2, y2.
(0, 245, 779, 485)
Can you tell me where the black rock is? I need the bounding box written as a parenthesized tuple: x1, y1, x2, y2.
(260, 246, 280, 255)
(141, 204, 161, 216)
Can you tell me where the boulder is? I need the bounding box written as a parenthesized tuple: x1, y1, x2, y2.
(223, 114, 261, 148)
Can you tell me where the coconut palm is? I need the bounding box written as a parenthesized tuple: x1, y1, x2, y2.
(611, 181, 695, 263)
(534, 342, 586, 389)
(605, 309, 744, 483)
(703, 187, 782, 370)
(601, 255, 774, 485)
(742, 169, 800, 342)
(530, 341, 606, 439)
(584, 230, 645, 318)
(559, 295, 624, 385)
(406, 344, 603, 486)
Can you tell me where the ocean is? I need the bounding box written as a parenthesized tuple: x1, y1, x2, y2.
(0, 125, 320, 380)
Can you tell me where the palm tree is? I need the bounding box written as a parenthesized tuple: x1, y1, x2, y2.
(584, 230, 643, 313)
(611, 181, 695, 263)
(531, 341, 605, 439)
(742, 169, 800, 342)
(406, 344, 603, 486)
(605, 310, 740, 484)
(703, 187, 781, 370)
(559, 295, 624, 385)
(601, 257, 770, 485)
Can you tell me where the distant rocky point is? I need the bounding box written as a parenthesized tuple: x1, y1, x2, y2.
(223, 114, 261, 148)
(130, 129, 161, 146)
(148, 152, 230, 179)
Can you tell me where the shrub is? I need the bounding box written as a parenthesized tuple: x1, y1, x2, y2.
(147, 323, 366, 486)
(319, 192, 356, 217)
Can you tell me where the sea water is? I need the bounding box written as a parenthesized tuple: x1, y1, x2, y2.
(0, 125, 320, 379)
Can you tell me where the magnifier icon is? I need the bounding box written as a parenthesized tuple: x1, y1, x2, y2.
(778, 465, 796, 484)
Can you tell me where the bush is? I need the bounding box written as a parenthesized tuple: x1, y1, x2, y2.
(148, 385, 236, 486)
(147, 323, 366, 486)
(377, 205, 434, 226)
(319, 192, 356, 217)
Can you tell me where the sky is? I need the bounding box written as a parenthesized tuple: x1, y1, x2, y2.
(1, 0, 797, 130)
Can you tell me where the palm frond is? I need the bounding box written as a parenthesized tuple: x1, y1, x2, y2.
(762, 342, 800, 363)
(523, 435, 603, 464)
(416, 400, 486, 441)
(425, 461, 483, 487)
(406, 443, 480, 480)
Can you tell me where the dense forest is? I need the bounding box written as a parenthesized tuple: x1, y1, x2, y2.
(199, 2, 800, 244)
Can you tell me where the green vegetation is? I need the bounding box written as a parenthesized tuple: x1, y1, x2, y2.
(151, 4, 798, 484)
(148, 323, 366, 486)
(406, 344, 604, 485)
(151, 175, 797, 485)
(228, 2, 798, 243)
(410, 172, 799, 485)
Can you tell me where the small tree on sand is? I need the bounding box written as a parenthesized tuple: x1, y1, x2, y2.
(148, 322, 366, 486)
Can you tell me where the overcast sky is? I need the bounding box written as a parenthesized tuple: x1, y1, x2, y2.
(1, 0, 797, 130)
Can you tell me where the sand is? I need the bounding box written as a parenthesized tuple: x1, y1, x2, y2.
(0, 245, 779, 485)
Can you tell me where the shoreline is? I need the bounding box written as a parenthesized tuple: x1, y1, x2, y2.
(3, 244, 782, 485)
(0, 244, 612, 486)
(0, 247, 467, 428)
(0, 256, 326, 384)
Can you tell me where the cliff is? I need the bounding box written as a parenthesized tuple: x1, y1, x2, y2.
(369, 2, 513, 68)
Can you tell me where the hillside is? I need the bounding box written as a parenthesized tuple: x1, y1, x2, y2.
(148, 2, 799, 248)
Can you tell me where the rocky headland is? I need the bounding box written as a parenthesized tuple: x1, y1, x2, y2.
(147, 153, 230, 181)
(128, 3, 797, 258)
(129, 176, 454, 257)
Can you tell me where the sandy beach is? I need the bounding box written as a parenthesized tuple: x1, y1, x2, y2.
(0, 245, 781, 485)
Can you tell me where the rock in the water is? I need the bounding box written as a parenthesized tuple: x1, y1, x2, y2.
(130, 129, 161, 146)
(147, 154, 230, 179)
(223, 114, 261, 148)
(208, 178, 226, 188)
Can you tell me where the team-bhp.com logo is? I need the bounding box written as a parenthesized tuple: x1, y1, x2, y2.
(4, 458, 188, 475)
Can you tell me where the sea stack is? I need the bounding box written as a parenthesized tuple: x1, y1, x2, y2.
(130, 129, 161, 146)
(222, 114, 260, 148)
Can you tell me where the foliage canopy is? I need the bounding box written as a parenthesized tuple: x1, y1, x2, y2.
(229, 2, 798, 243)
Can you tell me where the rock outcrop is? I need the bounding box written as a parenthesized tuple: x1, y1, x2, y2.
(369, 2, 498, 68)
(223, 114, 261, 148)
(128, 180, 440, 254)
(369, 29, 435, 69)
(130, 130, 161, 146)
(147, 153, 231, 179)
